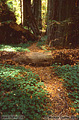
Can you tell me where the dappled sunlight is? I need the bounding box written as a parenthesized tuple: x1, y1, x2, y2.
(0, 64, 51, 119)
(0, 0, 79, 119)
(7, 0, 21, 24)
(0, 44, 31, 52)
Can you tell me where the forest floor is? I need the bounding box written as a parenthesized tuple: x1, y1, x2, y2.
(0, 42, 79, 120)
(26, 43, 78, 117)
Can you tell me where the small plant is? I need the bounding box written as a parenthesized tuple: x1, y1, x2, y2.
(37, 35, 47, 48)
(52, 63, 79, 115)
(37, 40, 46, 48)
(0, 63, 51, 119)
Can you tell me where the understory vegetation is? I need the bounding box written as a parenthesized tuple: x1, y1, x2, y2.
(0, 64, 51, 119)
(6, 0, 21, 24)
(37, 36, 47, 47)
(0, 0, 79, 119)
(52, 63, 79, 117)
(0, 41, 34, 52)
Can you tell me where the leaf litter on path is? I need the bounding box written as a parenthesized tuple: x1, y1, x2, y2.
(0, 42, 79, 119)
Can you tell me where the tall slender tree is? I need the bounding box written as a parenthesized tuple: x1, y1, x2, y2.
(20, 0, 23, 25)
(32, 0, 42, 29)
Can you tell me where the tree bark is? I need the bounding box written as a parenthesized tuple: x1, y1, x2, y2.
(1, 49, 79, 66)
(20, 0, 23, 25)
(47, 0, 77, 47)
(0, 22, 37, 44)
(23, 0, 40, 36)
(32, 0, 42, 29)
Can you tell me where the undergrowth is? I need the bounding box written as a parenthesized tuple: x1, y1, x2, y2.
(52, 63, 79, 117)
(37, 35, 51, 52)
(37, 35, 47, 48)
(0, 64, 51, 120)
(0, 42, 33, 52)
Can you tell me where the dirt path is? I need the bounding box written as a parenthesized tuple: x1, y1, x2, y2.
(25, 65, 72, 117)
(0, 43, 78, 119)
(26, 44, 75, 117)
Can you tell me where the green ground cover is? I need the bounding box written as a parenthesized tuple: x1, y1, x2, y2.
(0, 42, 32, 52)
(52, 63, 79, 117)
(0, 63, 51, 120)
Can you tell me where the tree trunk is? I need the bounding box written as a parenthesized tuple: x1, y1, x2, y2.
(0, 22, 37, 44)
(1, 49, 79, 66)
(47, 0, 53, 42)
(32, 0, 42, 29)
(47, 0, 77, 47)
(23, 0, 40, 36)
(20, 0, 23, 25)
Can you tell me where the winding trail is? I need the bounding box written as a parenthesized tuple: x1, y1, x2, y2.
(0, 42, 78, 119)
(25, 43, 76, 117)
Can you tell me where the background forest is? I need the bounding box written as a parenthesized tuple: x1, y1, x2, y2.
(0, 0, 79, 47)
(0, 0, 79, 120)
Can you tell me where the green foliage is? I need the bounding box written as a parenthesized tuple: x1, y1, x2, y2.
(0, 0, 16, 22)
(0, 64, 51, 119)
(37, 35, 51, 52)
(41, 0, 47, 30)
(6, 0, 21, 24)
(0, 42, 33, 52)
(52, 63, 79, 114)
(37, 35, 47, 48)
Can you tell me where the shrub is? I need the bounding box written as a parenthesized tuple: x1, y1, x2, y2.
(37, 36, 47, 48)
(52, 63, 79, 115)
(0, 64, 51, 120)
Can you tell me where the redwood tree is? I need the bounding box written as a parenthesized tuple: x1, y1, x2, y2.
(32, 0, 42, 29)
(47, 0, 78, 47)
(23, 0, 40, 36)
